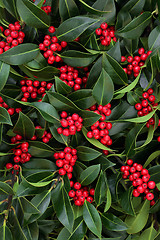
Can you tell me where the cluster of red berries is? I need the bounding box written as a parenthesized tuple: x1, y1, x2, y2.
(39, 26, 67, 64)
(0, 96, 22, 115)
(33, 0, 51, 15)
(68, 181, 95, 206)
(134, 88, 159, 128)
(57, 112, 83, 136)
(121, 48, 152, 77)
(86, 104, 112, 153)
(59, 65, 89, 91)
(6, 135, 31, 173)
(54, 147, 77, 179)
(20, 79, 53, 102)
(95, 22, 117, 46)
(31, 126, 52, 143)
(121, 159, 156, 204)
(0, 22, 25, 54)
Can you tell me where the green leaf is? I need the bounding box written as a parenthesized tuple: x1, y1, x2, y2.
(83, 200, 102, 238)
(59, 0, 79, 21)
(103, 54, 128, 85)
(0, 107, 12, 125)
(120, 187, 135, 216)
(93, 68, 114, 105)
(79, 0, 111, 15)
(95, 171, 107, 206)
(135, 125, 154, 150)
(138, 223, 157, 240)
(86, 56, 102, 89)
(76, 146, 102, 161)
(104, 187, 112, 212)
(148, 165, 160, 184)
(55, 76, 72, 94)
(23, 222, 39, 240)
(79, 164, 100, 185)
(60, 50, 98, 67)
(13, 112, 35, 139)
(68, 217, 87, 240)
(125, 123, 145, 157)
(12, 212, 28, 240)
(119, 0, 146, 17)
(22, 102, 60, 124)
(148, 25, 160, 50)
(56, 16, 102, 41)
(82, 126, 113, 151)
(18, 197, 40, 214)
(114, 73, 141, 95)
(92, 0, 116, 22)
(28, 141, 54, 157)
(0, 44, 39, 65)
(16, 0, 50, 28)
(68, 89, 96, 109)
(2, 0, 19, 18)
(0, 61, 10, 92)
(116, 12, 152, 39)
(49, 124, 69, 145)
(144, 151, 160, 168)
(101, 213, 128, 231)
(20, 65, 59, 80)
(0, 226, 13, 240)
(22, 171, 54, 187)
(52, 183, 74, 232)
(81, 110, 101, 127)
(125, 200, 150, 234)
(27, 190, 51, 223)
(0, 181, 14, 195)
(47, 91, 79, 112)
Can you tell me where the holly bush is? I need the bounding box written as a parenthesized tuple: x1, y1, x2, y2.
(0, 0, 160, 239)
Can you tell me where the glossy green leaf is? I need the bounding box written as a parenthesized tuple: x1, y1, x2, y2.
(52, 183, 74, 232)
(18, 197, 40, 214)
(28, 141, 55, 157)
(57, 16, 102, 41)
(135, 125, 154, 150)
(76, 146, 102, 161)
(92, 0, 116, 22)
(2, 0, 19, 18)
(59, 0, 79, 21)
(95, 171, 107, 206)
(0, 61, 10, 92)
(115, 73, 141, 95)
(60, 50, 98, 67)
(81, 110, 101, 127)
(101, 213, 128, 231)
(120, 0, 145, 17)
(125, 200, 150, 234)
(93, 68, 114, 105)
(125, 123, 145, 157)
(104, 187, 112, 212)
(17, 0, 50, 28)
(23, 102, 60, 124)
(68, 89, 96, 109)
(138, 223, 157, 240)
(23, 222, 39, 240)
(144, 151, 160, 168)
(13, 112, 35, 139)
(0, 107, 12, 125)
(120, 187, 135, 215)
(79, 0, 111, 15)
(0, 181, 14, 195)
(0, 44, 39, 65)
(82, 126, 113, 151)
(0, 226, 13, 240)
(116, 12, 152, 39)
(149, 165, 160, 184)
(79, 164, 100, 185)
(22, 171, 54, 187)
(103, 54, 128, 85)
(83, 200, 102, 238)
(86, 56, 102, 89)
(55, 76, 72, 94)
(68, 217, 87, 240)
(49, 124, 69, 145)
(148, 25, 160, 50)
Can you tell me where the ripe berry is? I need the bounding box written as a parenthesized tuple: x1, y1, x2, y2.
(74, 182, 81, 190)
(6, 163, 13, 169)
(148, 181, 156, 189)
(146, 193, 154, 201)
(68, 190, 75, 198)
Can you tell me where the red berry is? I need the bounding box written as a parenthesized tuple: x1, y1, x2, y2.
(146, 192, 154, 201)
(133, 189, 140, 197)
(74, 182, 81, 190)
(127, 159, 133, 165)
(6, 163, 13, 169)
(148, 181, 156, 189)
